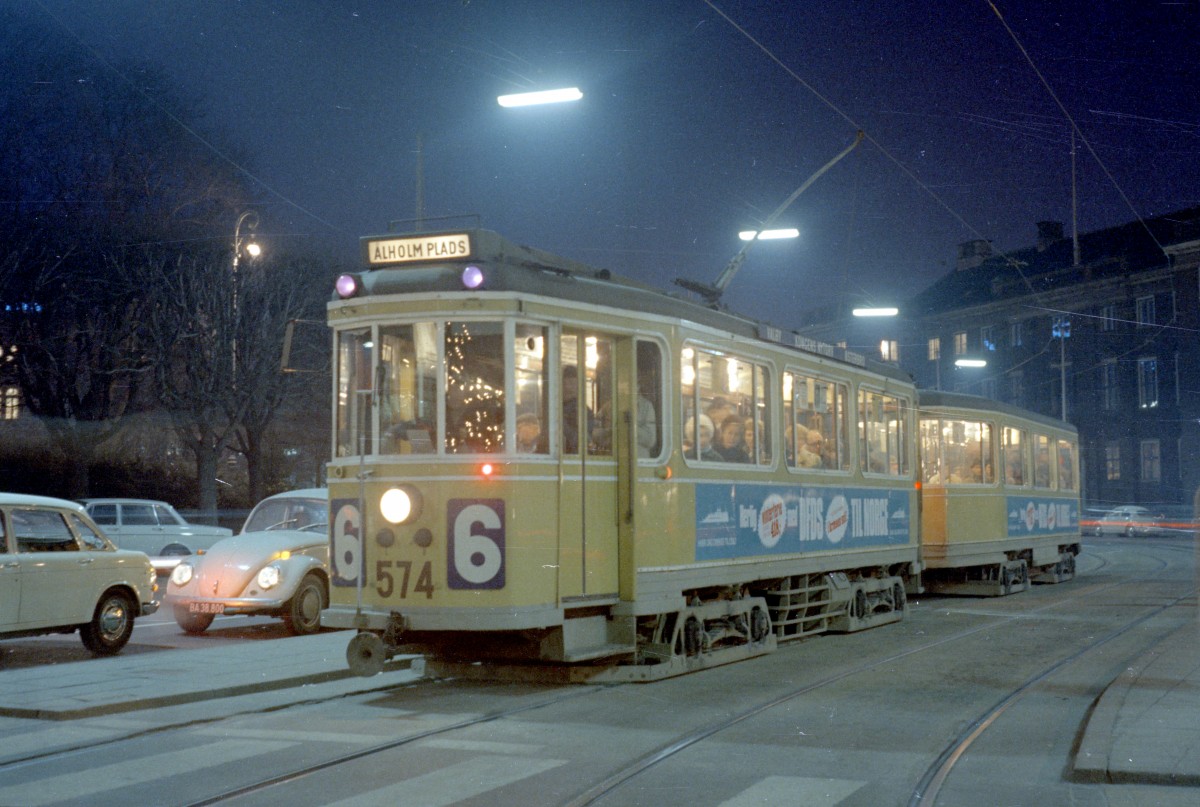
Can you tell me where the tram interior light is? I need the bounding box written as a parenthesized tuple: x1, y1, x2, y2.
(462, 265, 485, 289)
(335, 274, 360, 299)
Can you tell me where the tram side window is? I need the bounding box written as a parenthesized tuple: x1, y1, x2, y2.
(785, 372, 848, 471)
(336, 328, 374, 457)
(858, 390, 910, 476)
(1003, 427, 1029, 486)
(941, 420, 993, 483)
(1033, 433, 1053, 488)
(680, 345, 770, 464)
(445, 321, 506, 454)
(513, 324, 549, 454)
(378, 323, 438, 455)
(1057, 439, 1077, 490)
(919, 419, 942, 483)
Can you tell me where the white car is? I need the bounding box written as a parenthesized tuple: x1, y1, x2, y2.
(1091, 505, 1164, 537)
(81, 498, 232, 556)
(0, 493, 159, 655)
(164, 489, 328, 636)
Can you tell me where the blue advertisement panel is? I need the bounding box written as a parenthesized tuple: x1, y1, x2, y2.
(1006, 495, 1079, 536)
(694, 482, 911, 561)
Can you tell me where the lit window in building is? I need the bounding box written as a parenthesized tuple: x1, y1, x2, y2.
(953, 331, 967, 355)
(1140, 439, 1161, 482)
(980, 325, 995, 351)
(927, 338, 940, 361)
(1, 386, 19, 420)
(880, 339, 899, 362)
(1136, 296, 1155, 327)
(1137, 357, 1158, 408)
(1105, 441, 1120, 481)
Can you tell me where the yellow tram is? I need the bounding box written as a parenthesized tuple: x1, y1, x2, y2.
(916, 391, 1081, 594)
(319, 228, 1076, 681)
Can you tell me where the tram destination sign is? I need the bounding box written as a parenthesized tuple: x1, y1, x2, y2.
(363, 232, 473, 266)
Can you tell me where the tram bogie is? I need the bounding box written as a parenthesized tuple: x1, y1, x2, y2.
(323, 228, 1081, 682)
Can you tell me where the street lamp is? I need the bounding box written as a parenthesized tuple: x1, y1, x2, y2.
(738, 228, 799, 241)
(231, 211, 262, 384)
(852, 307, 899, 317)
(497, 87, 583, 107)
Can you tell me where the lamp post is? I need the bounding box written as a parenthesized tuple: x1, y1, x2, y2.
(231, 211, 261, 384)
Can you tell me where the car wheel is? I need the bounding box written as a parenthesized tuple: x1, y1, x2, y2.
(174, 605, 215, 634)
(1124, 525, 1134, 538)
(160, 543, 191, 557)
(1094, 525, 1103, 537)
(284, 574, 327, 636)
(80, 591, 135, 655)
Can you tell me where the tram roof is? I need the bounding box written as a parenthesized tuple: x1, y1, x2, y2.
(353, 228, 912, 384)
(917, 390, 1078, 435)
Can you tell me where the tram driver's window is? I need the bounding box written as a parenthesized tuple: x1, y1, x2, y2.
(445, 321, 506, 454)
(379, 323, 438, 455)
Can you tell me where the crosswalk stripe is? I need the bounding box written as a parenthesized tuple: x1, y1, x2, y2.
(0, 739, 292, 806)
(324, 754, 567, 807)
(195, 727, 382, 744)
(719, 775, 866, 806)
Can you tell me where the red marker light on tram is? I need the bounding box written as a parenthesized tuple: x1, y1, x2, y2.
(335, 274, 360, 299)
(461, 265, 485, 289)
(479, 462, 495, 477)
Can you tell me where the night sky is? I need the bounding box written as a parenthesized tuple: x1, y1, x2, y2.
(20, 0, 1200, 327)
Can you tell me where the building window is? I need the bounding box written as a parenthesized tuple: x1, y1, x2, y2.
(953, 331, 967, 355)
(1, 386, 19, 420)
(1137, 357, 1158, 408)
(1105, 441, 1120, 481)
(927, 338, 940, 361)
(1101, 359, 1119, 410)
(880, 339, 899, 362)
(1136, 295, 1155, 327)
(1140, 439, 1161, 482)
(980, 325, 995, 351)
(1010, 321, 1022, 347)
(1100, 304, 1117, 331)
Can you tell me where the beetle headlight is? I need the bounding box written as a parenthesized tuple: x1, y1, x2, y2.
(171, 563, 194, 586)
(257, 565, 282, 590)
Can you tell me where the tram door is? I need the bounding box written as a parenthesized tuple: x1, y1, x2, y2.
(558, 331, 620, 601)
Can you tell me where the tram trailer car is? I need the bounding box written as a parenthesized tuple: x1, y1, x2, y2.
(916, 391, 1082, 595)
(320, 228, 1071, 682)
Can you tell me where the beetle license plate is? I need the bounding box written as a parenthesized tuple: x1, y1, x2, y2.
(189, 602, 224, 614)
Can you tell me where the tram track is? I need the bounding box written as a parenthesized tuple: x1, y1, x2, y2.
(1, 541, 1187, 805)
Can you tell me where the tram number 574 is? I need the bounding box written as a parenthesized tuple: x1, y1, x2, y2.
(448, 499, 505, 590)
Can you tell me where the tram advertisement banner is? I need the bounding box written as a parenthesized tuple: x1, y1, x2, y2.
(693, 483, 910, 561)
(1005, 496, 1079, 536)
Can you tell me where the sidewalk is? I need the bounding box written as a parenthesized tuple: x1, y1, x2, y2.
(0, 631, 416, 721)
(1073, 619, 1200, 786)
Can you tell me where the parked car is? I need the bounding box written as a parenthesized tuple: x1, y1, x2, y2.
(164, 489, 328, 636)
(0, 493, 159, 655)
(1091, 505, 1165, 537)
(81, 498, 232, 556)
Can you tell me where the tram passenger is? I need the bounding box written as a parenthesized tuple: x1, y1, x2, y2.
(684, 414, 722, 462)
(516, 413, 543, 453)
(804, 427, 828, 468)
(716, 415, 751, 463)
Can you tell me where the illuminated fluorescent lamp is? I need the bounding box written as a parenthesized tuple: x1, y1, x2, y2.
(497, 88, 583, 107)
(955, 358, 987, 368)
(852, 307, 899, 317)
(738, 228, 800, 241)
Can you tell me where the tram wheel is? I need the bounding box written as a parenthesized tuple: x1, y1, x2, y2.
(853, 589, 868, 620)
(749, 606, 770, 643)
(892, 582, 906, 613)
(1001, 566, 1013, 595)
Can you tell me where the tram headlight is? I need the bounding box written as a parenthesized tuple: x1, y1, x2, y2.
(335, 274, 360, 299)
(171, 562, 194, 587)
(257, 565, 282, 590)
(380, 486, 422, 524)
(461, 265, 485, 289)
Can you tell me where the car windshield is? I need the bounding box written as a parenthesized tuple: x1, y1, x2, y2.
(242, 498, 328, 533)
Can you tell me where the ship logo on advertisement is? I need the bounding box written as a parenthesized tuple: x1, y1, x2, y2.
(758, 493, 785, 548)
(826, 495, 849, 544)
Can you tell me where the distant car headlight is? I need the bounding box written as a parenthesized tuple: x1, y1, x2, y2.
(257, 565, 282, 590)
(171, 563, 194, 586)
